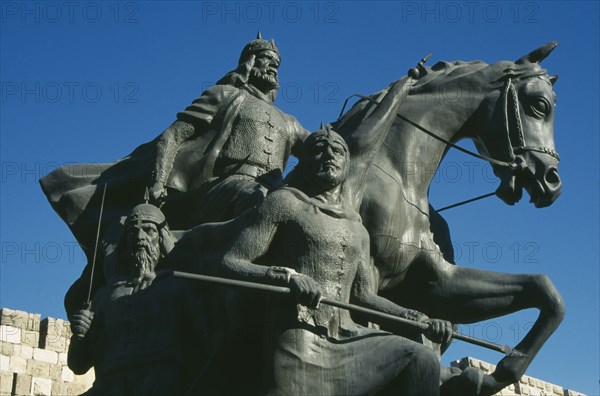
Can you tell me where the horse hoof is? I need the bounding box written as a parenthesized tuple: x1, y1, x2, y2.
(492, 349, 531, 384)
(479, 373, 508, 396)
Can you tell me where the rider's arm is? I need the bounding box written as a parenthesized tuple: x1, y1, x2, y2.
(289, 117, 310, 159)
(220, 190, 293, 284)
(151, 85, 233, 197)
(343, 78, 412, 205)
(346, 78, 410, 159)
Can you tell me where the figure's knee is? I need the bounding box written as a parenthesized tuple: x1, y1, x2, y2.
(407, 343, 441, 376)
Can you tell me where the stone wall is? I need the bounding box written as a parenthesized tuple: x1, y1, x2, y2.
(0, 308, 93, 396)
(452, 357, 586, 396)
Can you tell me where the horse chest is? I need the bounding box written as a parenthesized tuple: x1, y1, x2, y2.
(360, 170, 433, 281)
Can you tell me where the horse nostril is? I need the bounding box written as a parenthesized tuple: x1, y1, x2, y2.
(545, 168, 560, 186)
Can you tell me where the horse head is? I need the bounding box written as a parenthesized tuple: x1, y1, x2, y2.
(470, 42, 561, 208)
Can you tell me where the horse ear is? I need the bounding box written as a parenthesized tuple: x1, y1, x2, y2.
(549, 75, 559, 85)
(515, 41, 558, 64)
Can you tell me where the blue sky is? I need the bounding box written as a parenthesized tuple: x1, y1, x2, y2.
(1, 1, 598, 394)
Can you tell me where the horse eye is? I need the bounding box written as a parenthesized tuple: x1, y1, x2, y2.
(529, 97, 551, 118)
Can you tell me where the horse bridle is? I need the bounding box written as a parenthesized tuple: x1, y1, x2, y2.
(497, 77, 560, 168)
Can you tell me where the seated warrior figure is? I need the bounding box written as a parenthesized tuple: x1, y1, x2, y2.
(41, 34, 308, 317)
(67, 202, 212, 395)
(219, 124, 455, 393)
(149, 32, 309, 225)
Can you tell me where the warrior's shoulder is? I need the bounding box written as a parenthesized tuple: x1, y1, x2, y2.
(199, 84, 241, 100)
(259, 188, 307, 220)
(264, 187, 309, 216)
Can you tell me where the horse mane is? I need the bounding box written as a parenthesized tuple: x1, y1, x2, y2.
(415, 60, 488, 88)
(414, 59, 549, 91)
(333, 58, 551, 132)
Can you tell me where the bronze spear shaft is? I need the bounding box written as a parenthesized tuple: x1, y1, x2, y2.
(171, 270, 511, 355)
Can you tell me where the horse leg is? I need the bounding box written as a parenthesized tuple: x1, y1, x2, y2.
(385, 253, 565, 390)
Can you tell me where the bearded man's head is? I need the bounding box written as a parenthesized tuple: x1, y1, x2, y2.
(123, 203, 167, 279)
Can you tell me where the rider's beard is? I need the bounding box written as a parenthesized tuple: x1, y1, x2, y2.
(129, 241, 160, 279)
(250, 68, 279, 93)
(315, 160, 347, 190)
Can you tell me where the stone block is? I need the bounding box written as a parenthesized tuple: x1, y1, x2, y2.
(497, 389, 514, 396)
(26, 314, 41, 332)
(58, 352, 68, 365)
(43, 336, 67, 353)
(21, 330, 39, 348)
(20, 345, 33, 360)
(51, 379, 66, 396)
(33, 348, 58, 364)
(31, 377, 52, 395)
(0, 309, 28, 329)
(0, 342, 13, 356)
(0, 371, 14, 394)
(13, 373, 32, 396)
(9, 355, 27, 373)
(479, 360, 491, 373)
(26, 360, 50, 378)
(564, 390, 585, 396)
(467, 357, 478, 367)
(40, 318, 70, 353)
(49, 364, 61, 381)
(529, 387, 542, 396)
(0, 325, 21, 344)
(41, 318, 66, 337)
(0, 356, 8, 372)
(63, 323, 72, 338)
(62, 366, 75, 382)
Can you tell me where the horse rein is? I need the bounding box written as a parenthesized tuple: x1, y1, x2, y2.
(337, 77, 559, 172)
(336, 76, 560, 212)
(338, 92, 517, 170)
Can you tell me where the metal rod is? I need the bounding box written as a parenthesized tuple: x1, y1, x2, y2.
(437, 192, 497, 212)
(85, 183, 108, 305)
(172, 270, 511, 354)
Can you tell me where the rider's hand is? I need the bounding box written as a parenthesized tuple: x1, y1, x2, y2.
(149, 181, 167, 203)
(289, 274, 322, 309)
(401, 308, 429, 322)
(70, 309, 94, 339)
(423, 318, 453, 344)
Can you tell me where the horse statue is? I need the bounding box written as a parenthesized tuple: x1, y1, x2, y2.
(333, 41, 564, 393)
(40, 37, 564, 394)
